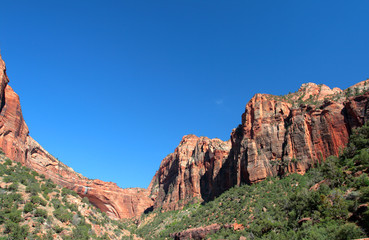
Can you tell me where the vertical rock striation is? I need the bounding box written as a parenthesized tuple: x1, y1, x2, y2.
(150, 81, 369, 210)
(3, 50, 369, 218)
(149, 135, 231, 211)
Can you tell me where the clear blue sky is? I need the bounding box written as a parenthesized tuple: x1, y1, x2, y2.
(1, 1, 369, 188)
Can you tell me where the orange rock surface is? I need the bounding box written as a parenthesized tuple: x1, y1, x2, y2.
(0, 53, 153, 219)
(150, 81, 369, 210)
(149, 135, 231, 211)
(2, 51, 369, 218)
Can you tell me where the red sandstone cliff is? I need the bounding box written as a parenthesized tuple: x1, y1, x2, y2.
(3, 50, 369, 218)
(149, 81, 369, 210)
(0, 53, 153, 219)
(149, 135, 231, 211)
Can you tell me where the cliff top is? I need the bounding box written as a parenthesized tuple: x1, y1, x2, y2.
(255, 80, 369, 108)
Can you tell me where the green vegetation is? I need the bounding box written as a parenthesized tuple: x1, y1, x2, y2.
(136, 123, 369, 239)
(53, 207, 73, 223)
(2, 84, 369, 239)
(266, 80, 369, 109)
(0, 152, 134, 239)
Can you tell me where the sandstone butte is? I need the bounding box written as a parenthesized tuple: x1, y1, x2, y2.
(1, 51, 369, 218)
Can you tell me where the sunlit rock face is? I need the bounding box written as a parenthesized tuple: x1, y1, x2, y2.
(150, 80, 369, 210)
(2, 51, 369, 218)
(149, 135, 231, 211)
(0, 53, 153, 219)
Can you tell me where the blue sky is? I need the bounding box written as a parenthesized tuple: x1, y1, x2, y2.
(1, 1, 369, 188)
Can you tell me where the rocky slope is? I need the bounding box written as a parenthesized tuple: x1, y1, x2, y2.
(0, 154, 139, 239)
(0, 53, 153, 219)
(149, 81, 369, 210)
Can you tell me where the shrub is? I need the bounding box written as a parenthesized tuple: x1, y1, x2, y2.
(53, 208, 73, 223)
(51, 198, 62, 209)
(35, 208, 48, 219)
(23, 202, 34, 213)
(62, 187, 78, 197)
(8, 182, 19, 191)
(67, 203, 78, 212)
(30, 195, 47, 206)
(54, 225, 64, 233)
(7, 210, 22, 223)
(70, 224, 91, 240)
(3, 221, 29, 239)
(26, 182, 41, 195)
(9, 193, 23, 203)
(4, 158, 12, 166)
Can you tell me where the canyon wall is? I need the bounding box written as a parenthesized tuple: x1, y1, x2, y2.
(0, 53, 153, 219)
(2, 51, 369, 218)
(150, 81, 369, 210)
(149, 135, 231, 211)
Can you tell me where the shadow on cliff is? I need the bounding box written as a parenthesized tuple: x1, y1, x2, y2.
(200, 124, 251, 203)
(163, 157, 180, 196)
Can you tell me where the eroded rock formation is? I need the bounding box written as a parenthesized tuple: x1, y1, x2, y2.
(3, 50, 369, 219)
(150, 81, 369, 210)
(149, 135, 231, 211)
(0, 53, 153, 219)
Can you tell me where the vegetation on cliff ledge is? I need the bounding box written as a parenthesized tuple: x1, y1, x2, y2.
(0, 152, 137, 240)
(136, 123, 369, 239)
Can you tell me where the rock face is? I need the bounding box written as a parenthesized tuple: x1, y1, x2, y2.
(149, 135, 231, 211)
(170, 223, 222, 240)
(150, 81, 369, 210)
(223, 82, 369, 187)
(0, 53, 153, 219)
(3, 50, 369, 219)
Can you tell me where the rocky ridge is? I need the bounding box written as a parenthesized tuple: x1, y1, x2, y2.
(0, 154, 138, 239)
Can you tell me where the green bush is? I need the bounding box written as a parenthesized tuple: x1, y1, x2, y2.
(8, 182, 19, 191)
(6, 210, 22, 223)
(54, 225, 64, 233)
(53, 208, 73, 223)
(67, 203, 78, 212)
(3, 221, 29, 239)
(30, 195, 47, 206)
(35, 208, 48, 219)
(70, 224, 91, 240)
(26, 182, 41, 195)
(4, 158, 12, 166)
(62, 187, 78, 197)
(23, 202, 34, 213)
(51, 198, 62, 209)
